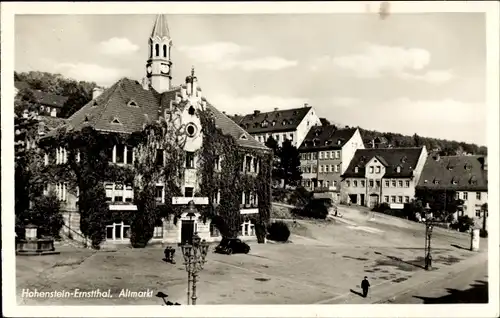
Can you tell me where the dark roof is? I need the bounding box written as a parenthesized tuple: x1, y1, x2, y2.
(299, 126, 358, 151)
(151, 14, 170, 39)
(342, 147, 425, 178)
(416, 155, 488, 191)
(15, 81, 69, 108)
(233, 107, 312, 134)
(46, 77, 268, 150)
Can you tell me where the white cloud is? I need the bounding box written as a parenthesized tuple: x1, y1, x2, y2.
(98, 37, 139, 56)
(399, 70, 454, 84)
(53, 62, 130, 86)
(178, 41, 297, 71)
(311, 43, 453, 84)
(208, 94, 308, 115)
(331, 97, 359, 107)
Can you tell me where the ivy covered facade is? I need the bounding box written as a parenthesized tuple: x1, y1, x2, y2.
(37, 15, 272, 247)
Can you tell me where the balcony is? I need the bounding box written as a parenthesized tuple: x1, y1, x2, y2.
(313, 186, 337, 193)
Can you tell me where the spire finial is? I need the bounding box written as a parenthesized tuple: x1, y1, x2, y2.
(191, 66, 195, 77)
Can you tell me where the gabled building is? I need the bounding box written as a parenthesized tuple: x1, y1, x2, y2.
(38, 14, 271, 246)
(416, 154, 488, 228)
(298, 126, 364, 202)
(341, 147, 428, 208)
(15, 81, 68, 118)
(231, 104, 322, 147)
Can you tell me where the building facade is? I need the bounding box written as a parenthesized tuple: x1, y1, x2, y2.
(39, 15, 271, 246)
(341, 147, 428, 208)
(231, 105, 322, 148)
(15, 81, 68, 118)
(416, 154, 488, 229)
(298, 126, 364, 202)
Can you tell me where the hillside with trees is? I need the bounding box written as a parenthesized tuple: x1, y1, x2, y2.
(357, 127, 487, 156)
(15, 71, 97, 118)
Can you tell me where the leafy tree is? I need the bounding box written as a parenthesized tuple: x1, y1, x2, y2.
(59, 81, 96, 118)
(29, 192, 64, 238)
(413, 133, 423, 147)
(415, 188, 463, 222)
(276, 139, 302, 189)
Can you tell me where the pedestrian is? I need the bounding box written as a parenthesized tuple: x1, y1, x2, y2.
(361, 276, 370, 298)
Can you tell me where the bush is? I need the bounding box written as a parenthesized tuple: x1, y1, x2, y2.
(372, 203, 390, 213)
(480, 229, 488, 238)
(292, 198, 329, 219)
(450, 215, 474, 232)
(267, 221, 290, 242)
(288, 186, 313, 206)
(24, 192, 64, 238)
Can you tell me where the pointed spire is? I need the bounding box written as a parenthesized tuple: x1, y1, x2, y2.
(191, 66, 195, 77)
(151, 14, 170, 39)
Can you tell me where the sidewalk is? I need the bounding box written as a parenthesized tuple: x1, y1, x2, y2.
(316, 248, 488, 304)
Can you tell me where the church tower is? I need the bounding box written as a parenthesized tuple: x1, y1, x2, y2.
(146, 14, 172, 93)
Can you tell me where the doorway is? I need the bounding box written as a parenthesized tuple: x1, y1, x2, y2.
(369, 194, 379, 208)
(360, 194, 365, 206)
(181, 220, 195, 244)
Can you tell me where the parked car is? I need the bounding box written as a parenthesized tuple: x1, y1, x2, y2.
(214, 238, 250, 255)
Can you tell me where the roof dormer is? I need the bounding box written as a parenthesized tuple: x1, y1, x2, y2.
(354, 166, 359, 173)
(396, 166, 401, 173)
(127, 99, 139, 107)
(111, 117, 122, 125)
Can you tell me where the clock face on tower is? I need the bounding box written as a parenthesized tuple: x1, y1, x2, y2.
(160, 63, 170, 75)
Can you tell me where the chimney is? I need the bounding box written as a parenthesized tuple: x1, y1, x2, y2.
(92, 87, 104, 99)
(141, 77, 150, 90)
(274, 107, 278, 112)
(304, 103, 309, 108)
(222, 111, 226, 115)
(253, 110, 261, 116)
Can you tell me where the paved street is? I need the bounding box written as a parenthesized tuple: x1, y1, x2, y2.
(17, 213, 487, 305)
(381, 257, 488, 304)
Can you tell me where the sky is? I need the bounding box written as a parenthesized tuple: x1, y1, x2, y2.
(15, 13, 487, 145)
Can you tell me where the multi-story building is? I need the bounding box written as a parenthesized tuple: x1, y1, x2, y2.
(15, 81, 68, 118)
(416, 154, 488, 229)
(298, 126, 364, 202)
(341, 147, 428, 208)
(231, 105, 322, 147)
(38, 14, 271, 246)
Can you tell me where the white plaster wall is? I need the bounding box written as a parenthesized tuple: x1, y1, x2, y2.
(295, 108, 321, 148)
(341, 128, 364, 174)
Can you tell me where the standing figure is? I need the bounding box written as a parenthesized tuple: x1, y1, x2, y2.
(361, 276, 370, 298)
(164, 246, 176, 264)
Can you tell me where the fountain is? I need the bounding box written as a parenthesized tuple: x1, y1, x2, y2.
(16, 223, 60, 256)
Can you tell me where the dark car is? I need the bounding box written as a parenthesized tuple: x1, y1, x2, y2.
(214, 238, 250, 255)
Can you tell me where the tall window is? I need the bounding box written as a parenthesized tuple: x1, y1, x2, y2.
(156, 149, 164, 166)
(464, 192, 468, 200)
(385, 180, 390, 187)
(155, 43, 159, 56)
(186, 151, 195, 169)
(405, 180, 410, 188)
(353, 180, 358, 187)
(214, 155, 220, 171)
(163, 44, 167, 58)
(398, 180, 403, 188)
(155, 186, 164, 203)
(476, 192, 481, 200)
(369, 180, 374, 187)
(369, 166, 374, 173)
(115, 144, 125, 164)
(127, 147, 133, 164)
(376, 166, 381, 173)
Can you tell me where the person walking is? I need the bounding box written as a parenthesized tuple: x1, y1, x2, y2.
(361, 276, 370, 298)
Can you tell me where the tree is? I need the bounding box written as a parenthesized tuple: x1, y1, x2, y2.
(59, 81, 96, 118)
(276, 139, 302, 189)
(29, 192, 64, 238)
(413, 133, 423, 147)
(415, 188, 463, 222)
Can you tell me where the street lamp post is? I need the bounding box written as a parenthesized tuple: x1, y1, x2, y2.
(181, 233, 210, 305)
(424, 203, 434, 270)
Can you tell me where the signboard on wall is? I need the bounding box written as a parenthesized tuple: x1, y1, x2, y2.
(390, 203, 404, 210)
(172, 197, 208, 205)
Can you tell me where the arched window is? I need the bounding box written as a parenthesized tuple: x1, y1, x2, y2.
(155, 44, 159, 57)
(163, 45, 167, 58)
(150, 45, 153, 58)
